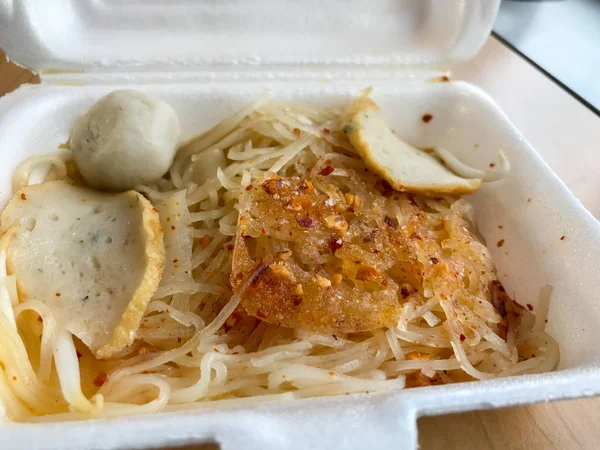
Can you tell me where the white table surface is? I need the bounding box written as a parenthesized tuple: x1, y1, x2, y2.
(455, 36, 600, 219)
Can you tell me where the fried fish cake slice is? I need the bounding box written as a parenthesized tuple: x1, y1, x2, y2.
(0, 181, 164, 359)
(343, 95, 481, 195)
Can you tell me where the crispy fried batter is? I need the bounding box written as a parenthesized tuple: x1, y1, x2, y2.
(232, 175, 412, 332)
(231, 161, 502, 335)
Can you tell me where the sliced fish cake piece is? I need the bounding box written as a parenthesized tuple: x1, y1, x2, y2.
(343, 95, 481, 195)
(0, 180, 164, 359)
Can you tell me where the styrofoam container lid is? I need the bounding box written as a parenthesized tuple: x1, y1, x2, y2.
(0, 0, 499, 72)
(13, 2, 600, 450)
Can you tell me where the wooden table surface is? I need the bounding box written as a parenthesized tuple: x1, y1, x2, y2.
(1, 39, 599, 449)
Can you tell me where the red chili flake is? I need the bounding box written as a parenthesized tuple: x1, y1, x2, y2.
(236, 272, 244, 280)
(141, 371, 149, 374)
(152, 208, 159, 213)
(296, 217, 317, 228)
(375, 179, 394, 197)
(497, 239, 505, 248)
(329, 237, 343, 254)
(76, 351, 83, 360)
(400, 285, 415, 298)
(227, 244, 234, 251)
(177, 337, 182, 343)
(213, 348, 220, 353)
(171, 226, 176, 230)
(93, 372, 108, 387)
(459, 334, 466, 342)
(55, 292, 61, 297)
(362, 229, 377, 243)
(560, 235, 565, 241)
(256, 310, 267, 319)
(526, 304, 534, 311)
(37, 315, 43, 323)
(261, 227, 266, 235)
(172, 258, 178, 263)
(322, 128, 330, 136)
(292, 296, 303, 306)
(384, 215, 398, 229)
(20, 193, 27, 200)
(319, 165, 335, 176)
(293, 128, 301, 137)
(232, 352, 239, 355)
(490, 280, 508, 318)
(262, 178, 283, 194)
(430, 257, 439, 265)
(165, 309, 170, 313)
(421, 114, 433, 123)
(300, 180, 313, 191)
(249, 263, 269, 288)
(245, 185, 253, 191)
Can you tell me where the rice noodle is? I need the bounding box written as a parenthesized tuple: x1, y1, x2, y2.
(0, 96, 559, 422)
(11, 152, 70, 192)
(433, 147, 510, 182)
(53, 330, 95, 412)
(13, 300, 57, 382)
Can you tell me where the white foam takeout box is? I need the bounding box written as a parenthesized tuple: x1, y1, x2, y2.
(0, 1, 599, 449)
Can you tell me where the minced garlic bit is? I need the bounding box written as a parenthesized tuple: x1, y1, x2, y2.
(225, 315, 238, 328)
(293, 284, 304, 296)
(269, 264, 292, 279)
(344, 193, 360, 210)
(324, 215, 348, 234)
(286, 198, 303, 211)
(334, 202, 346, 213)
(356, 264, 378, 281)
(316, 276, 331, 290)
(278, 250, 293, 261)
(331, 273, 343, 286)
